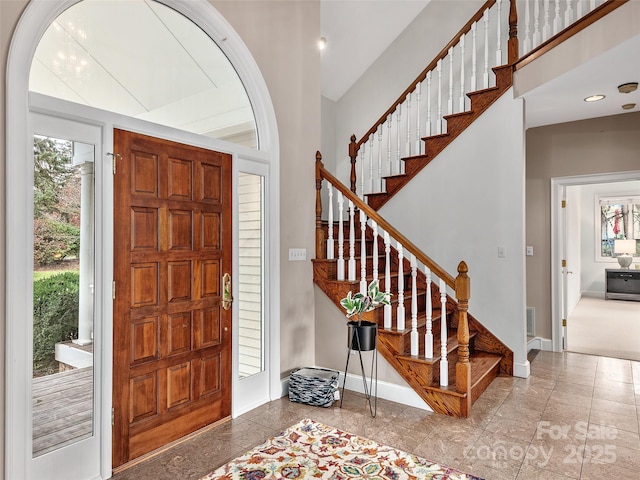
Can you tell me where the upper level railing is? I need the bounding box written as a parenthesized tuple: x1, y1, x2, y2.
(347, 0, 622, 199)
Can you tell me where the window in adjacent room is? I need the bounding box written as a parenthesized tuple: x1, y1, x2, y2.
(598, 195, 640, 259)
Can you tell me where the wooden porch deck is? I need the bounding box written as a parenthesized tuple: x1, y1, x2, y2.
(32, 367, 93, 457)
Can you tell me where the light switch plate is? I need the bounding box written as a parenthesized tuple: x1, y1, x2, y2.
(288, 248, 307, 261)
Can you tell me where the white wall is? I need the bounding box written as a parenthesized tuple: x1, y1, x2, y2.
(379, 91, 528, 376)
(579, 181, 640, 296)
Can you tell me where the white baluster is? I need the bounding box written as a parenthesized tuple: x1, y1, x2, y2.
(533, 0, 541, 48)
(471, 22, 477, 91)
(368, 135, 374, 194)
(377, 127, 383, 192)
(396, 105, 402, 173)
(448, 47, 454, 115)
(372, 221, 379, 283)
(459, 35, 466, 112)
(436, 59, 443, 135)
(410, 254, 418, 356)
(426, 71, 432, 136)
(424, 266, 433, 358)
(483, 9, 489, 88)
(496, 0, 503, 65)
(577, 0, 583, 18)
(327, 183, 334, 260)
(396, 243, 405, 331)
(553, 0, 561, 35)
(543, 0, 551, 41)
(405, 92, 412, 161)
(565, 0, 574, 28)
(387, 115, 392, 177)
(359, 144, 365, 199)
(359, 209, 367, 294)
(415, 82, 422, 155)
(383, 231, 392, 329)
(523, 0, 531, 54)
(348, 200, 356, 281)
(590, 0, 596, 11)
(439, 278, 448, 387)
(337, 192, 345, 281)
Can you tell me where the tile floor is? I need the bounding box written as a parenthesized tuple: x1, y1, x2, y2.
(111, 350, 640, 480)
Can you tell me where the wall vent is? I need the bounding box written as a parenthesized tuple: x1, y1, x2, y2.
(526, 307, 535, 336)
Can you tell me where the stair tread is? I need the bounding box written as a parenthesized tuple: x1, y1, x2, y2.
(423, 351, 503, 397)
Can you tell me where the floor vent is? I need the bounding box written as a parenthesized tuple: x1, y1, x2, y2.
(526, 307, 535, 336)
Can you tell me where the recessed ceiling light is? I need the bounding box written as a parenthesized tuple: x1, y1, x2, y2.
(584, 95, 605, 102)
(618, 82, 638, 94)
(622, 103, 636, 110)
(318, 36, 327, 51)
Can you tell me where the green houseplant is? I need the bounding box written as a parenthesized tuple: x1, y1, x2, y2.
(340, 279, 390, 351)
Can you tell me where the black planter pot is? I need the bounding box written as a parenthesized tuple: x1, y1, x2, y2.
(347, 320, 377, 351)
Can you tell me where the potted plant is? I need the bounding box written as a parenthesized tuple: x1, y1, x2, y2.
(340, 279, 391, 351)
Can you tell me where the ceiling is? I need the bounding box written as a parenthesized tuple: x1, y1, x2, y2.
(521, 33, 640, 129)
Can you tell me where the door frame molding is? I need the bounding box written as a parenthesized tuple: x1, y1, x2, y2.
(550, 170, 640, 353)
(6, 1, 280, 478)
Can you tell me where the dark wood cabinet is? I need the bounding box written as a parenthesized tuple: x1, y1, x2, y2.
(605, 269, 640, 301)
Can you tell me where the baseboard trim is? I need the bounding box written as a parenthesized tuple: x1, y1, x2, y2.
(527, 336, 553, 352)
(280, 370, 432, 412)
(514, 360, 530, 378)
(339, 372, 433, 411)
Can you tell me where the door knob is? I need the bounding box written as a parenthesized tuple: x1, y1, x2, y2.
(222, 273, 233, 310)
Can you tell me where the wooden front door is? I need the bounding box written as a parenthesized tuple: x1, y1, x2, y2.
(112, 129, 232, 467)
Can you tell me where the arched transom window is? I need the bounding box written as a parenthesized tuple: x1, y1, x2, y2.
(29, 0, 258, 148)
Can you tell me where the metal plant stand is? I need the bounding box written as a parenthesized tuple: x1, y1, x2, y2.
(340, 321, 378, 417)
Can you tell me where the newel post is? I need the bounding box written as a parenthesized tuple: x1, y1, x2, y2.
(508, 0, 519, 64)
(455, 261, 471, 414)
(315, 151, 326, 260)
(348, 134, 358, 194)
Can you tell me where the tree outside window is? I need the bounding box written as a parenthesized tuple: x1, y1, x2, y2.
(600, 196, 640, 258)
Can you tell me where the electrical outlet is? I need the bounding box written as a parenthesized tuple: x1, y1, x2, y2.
(288, 248, 307, 261)
(526, 246, 534, 256)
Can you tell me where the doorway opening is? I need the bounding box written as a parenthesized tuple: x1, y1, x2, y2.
(551, 171, 640, 356)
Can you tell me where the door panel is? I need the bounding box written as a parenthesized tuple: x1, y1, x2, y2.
(113, 129, 232, 467)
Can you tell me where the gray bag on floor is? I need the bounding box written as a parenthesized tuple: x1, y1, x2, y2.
(288, 367, 339, 407)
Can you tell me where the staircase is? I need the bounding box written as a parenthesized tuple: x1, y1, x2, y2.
(313, 0, 625, 417)
(314, 161, 512, 417)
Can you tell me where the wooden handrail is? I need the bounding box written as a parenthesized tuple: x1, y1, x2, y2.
(316, 151, 456, 289)
(514, 0, 628, 71)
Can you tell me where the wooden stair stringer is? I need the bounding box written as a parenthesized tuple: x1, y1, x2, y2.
(375, 334, 467, 416)
(366, 65, 514, 211)
(466, 312, 513, 376)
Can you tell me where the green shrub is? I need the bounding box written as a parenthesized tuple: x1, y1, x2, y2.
(33, 271, 79, 375)
(33, 218, 80, 266)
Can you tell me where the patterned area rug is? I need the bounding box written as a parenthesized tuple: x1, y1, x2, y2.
(200, 418, 483, 479)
